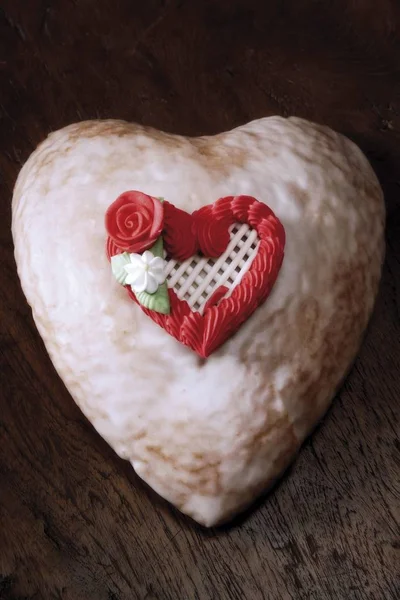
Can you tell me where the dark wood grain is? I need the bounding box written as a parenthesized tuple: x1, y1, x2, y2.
(0, 1, 399, 599)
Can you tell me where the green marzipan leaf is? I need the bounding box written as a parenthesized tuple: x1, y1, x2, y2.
(149, 235, 163, 258)
(135, 281, 170, 315)
(111, 252, 131, 284)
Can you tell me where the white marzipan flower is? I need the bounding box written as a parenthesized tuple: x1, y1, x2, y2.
(124, 250, 167, 294)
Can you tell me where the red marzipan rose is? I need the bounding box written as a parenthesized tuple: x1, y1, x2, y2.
(105, 191, 164, 253)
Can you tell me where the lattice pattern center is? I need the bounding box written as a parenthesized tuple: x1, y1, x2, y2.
(164, 223, 260, 314)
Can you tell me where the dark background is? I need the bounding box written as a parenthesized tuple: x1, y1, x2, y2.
(0, 1, 399, 599)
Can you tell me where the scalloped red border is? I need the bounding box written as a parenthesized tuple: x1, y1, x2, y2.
(107, 195, 285, 358)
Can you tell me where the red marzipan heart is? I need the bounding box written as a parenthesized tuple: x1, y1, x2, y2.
(108, 195, 285, 358)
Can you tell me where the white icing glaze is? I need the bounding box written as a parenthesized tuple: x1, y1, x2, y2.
(12, 116, 385, 526)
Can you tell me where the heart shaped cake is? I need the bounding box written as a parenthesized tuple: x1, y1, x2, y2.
(12, 117, 385, 526)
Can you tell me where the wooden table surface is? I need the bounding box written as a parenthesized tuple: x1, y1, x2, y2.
(0, 1, 399, 599)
